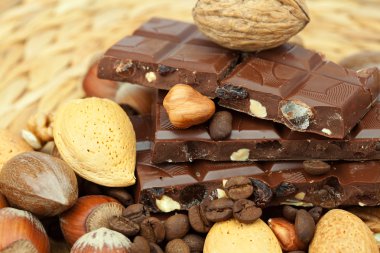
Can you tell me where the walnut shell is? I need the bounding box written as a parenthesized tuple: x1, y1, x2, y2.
(193, 0, 310, 52)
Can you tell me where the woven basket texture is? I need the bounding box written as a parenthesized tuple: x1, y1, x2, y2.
(0, 0, 379, 134)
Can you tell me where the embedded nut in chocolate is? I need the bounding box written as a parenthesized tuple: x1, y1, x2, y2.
(295, 209, 315, 244)
(109, 215, 140, 237)
(205, 198, 234, 223)
(165, 239, 191, 253)
(164, 214, 190, 241)
(224, 176, 253, 200)
(233, 199, 262, 224)
(303, 160, 331, 176)
(188, 205, 213, 233)
(122, 203, 150, 224)
(209, 111, 233, 140)
(140, 217, 165, 243)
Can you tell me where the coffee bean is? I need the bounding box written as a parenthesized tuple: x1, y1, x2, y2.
(283, 205, 298, 222)
(232, 199, 262, 223)
(140, 217, 165, 243)
(182, 234, 204, 253)
(251, 178, 273, 207)
(209, 111, 233, 140)
(308, 206, 323, 223)
(303, 160, 331, 176)
(108, 215, 139, 237)
(188, 205, 213, 233)
(224, 176, 253, 200)
(104, 187, 133, 206)
(122, 203, 150, 225)
(130, 236, 150, 253)
(295, 209, 316, 244)
(164, 214, 190, 241)
(149, 242, 164, 253)
(205, 198, 233, 222)
(165, 239, 191, 253)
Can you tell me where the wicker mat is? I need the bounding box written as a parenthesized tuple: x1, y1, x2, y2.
(1, 0, 380, 134)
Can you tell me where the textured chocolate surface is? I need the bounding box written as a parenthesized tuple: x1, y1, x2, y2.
(98, 17, 238, 98)
(136, 151, 380, 212)
(219, 44, 379, 138)
(152, 92, 380, 163)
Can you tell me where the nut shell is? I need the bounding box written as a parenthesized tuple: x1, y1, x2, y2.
(59, 195, 119, 245)
(309, 209, 378, 253)
(53, 98, 136, 187)
(0, 129, 32, 171)
(193, 0, 309, 51)
(0, 207, 50, 253)
(0, 151, 78, 216)
(204, 218, 281, 253)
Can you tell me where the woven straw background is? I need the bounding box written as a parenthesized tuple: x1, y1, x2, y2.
(1, 0, 380, 135)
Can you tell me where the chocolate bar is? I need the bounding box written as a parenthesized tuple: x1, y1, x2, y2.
(98, 17, 238, 98)
(136, 151, 380, 212)
(218, 44, 380, 138)
(129, 114, 380, 212)
(99, 17, 380, 138)
(152, 92, 380, 163)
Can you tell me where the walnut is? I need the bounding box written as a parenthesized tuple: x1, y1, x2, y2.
(27, 112, 54, 144)
(193, 0, 309, 52)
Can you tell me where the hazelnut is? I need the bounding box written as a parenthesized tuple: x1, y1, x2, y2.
(70, 227, 132, 253)
(53, 97, 136, 187)
(163, 84, 215, 129)
(268, 217, 306, 251)
(193, 0, 309, 52)
(155, 195, 181, 213)
(59, 195, 122, 245)
(114, 84, 154, 115)
(0, 151, 78, 216)
(0, 207, 50, 253)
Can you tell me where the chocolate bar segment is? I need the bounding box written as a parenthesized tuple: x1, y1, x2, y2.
(152, 92, 380, 163)
(98, 17, 238, 98)
(136, 151, 380, 212)
(218, 44, 379, 138)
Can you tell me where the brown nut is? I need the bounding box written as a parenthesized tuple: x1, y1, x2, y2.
(0, 151, 78, 217)
(268, 217, 306, 251)
(70, 227, 131, 253)
(59, 195, 122, 245)
(193, 0, 309, 52)
(83, 61, 118, 99)
(0, 207, 50, 253)
(163, 84, 215, 128)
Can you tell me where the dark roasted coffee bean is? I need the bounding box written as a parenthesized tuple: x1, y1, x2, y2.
(150, 242, 164, 253)
(140, 217, 165, 243)
(303, 160, 331, 176)
(108, 215, 139, 237)
(165, 239, 190, 253)
(164, 214, 190, 241)
(188, 205, 212, 233)
(295, 209, 316, 244)
(130, 236, 150, 253)
(205, 198, 233, 222)
(104, 187, 133, 206)
(251, 178, 273, 207)
(308, 206, 323, 223)
(209, 111, 233, 140)
(224, 176, 253, 200)
(122, 203, 150, 225)
(183, 234, 205, 253)
(232, 199, 262, 224)
(283, 205, 298, 222)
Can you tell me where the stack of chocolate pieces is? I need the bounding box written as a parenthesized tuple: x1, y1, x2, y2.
(98, 17, 380, 213)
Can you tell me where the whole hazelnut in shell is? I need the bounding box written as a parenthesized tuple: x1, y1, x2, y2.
(193, 0, 310, 51)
